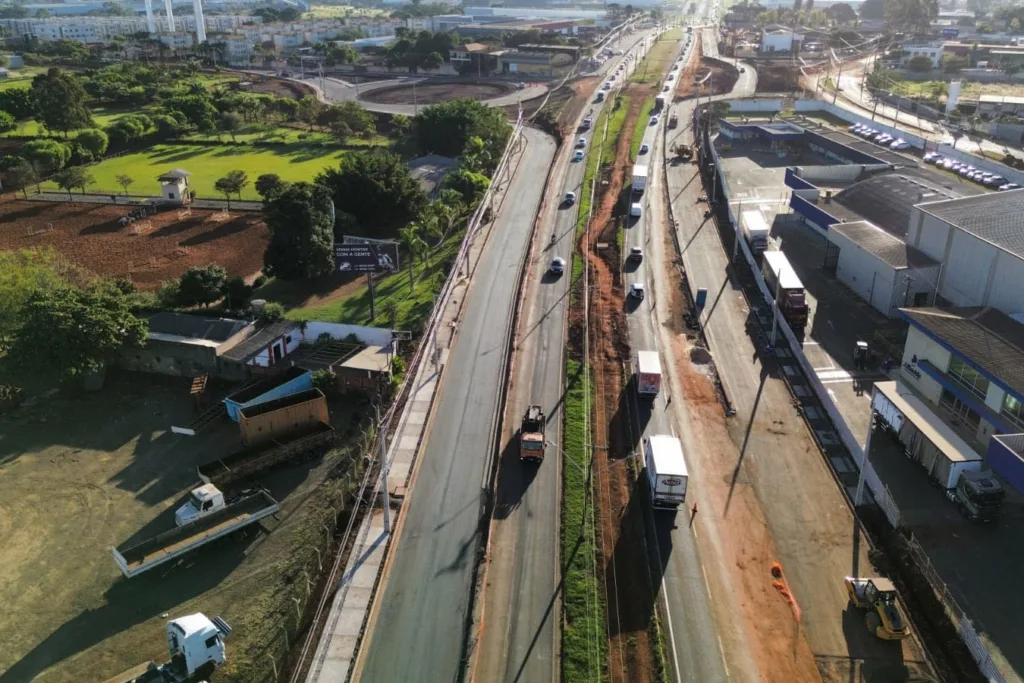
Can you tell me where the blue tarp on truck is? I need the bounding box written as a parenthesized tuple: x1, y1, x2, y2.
(223, 367, 313, 422)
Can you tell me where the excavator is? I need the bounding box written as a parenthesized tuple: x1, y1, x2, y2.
(844, 577, 909, 640)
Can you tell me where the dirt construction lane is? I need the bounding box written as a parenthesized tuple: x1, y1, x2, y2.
(659, 96, 937, 681)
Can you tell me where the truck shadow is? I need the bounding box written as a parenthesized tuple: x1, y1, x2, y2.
(492, 433, 539, 520)
(607, 475, 663, 637)
(0, 544, 246, 683)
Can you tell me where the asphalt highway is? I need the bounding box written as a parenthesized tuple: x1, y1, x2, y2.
(355, 127, 556, 683)
(621, 13, 731, 682)
(472, 29, 658, 683)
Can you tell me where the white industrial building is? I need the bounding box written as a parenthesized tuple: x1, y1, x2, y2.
(905, 190, 1024, 312)
(760, 28, 803, 53)
(898, 306, 1024, 450)
(901, 43, 944, 68)
(828, 221, 940, 317)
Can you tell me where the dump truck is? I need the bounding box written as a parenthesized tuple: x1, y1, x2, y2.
(635, 351, 662, 397)
(644, 435, 688, 509)
(632, 164, 649, 193)
(761, 250, 809, 333)
(104, 613, 231, 683)
(198, 420, 335, 489)
(520, 405, 546, 462)
(872, 381, 1005, 521)
(112, 490, 279, 578)
(669, 113, 678, 128)
(844, 577, 909, 640)
(740, 209, 771, 255)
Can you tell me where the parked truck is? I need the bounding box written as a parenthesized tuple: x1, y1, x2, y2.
(198, 421, 335, 489)
(761, 250, 809, 333)
(872, 381, 1005, 521)
(520, 405, 546, 462)
(632, 164, 649, 193)
(740, 209, 770, 255)
(104, 613, 231, 683)
(112, 490, 279, 578)
(635, 351, 662, 397)
(654, 95, 666, 111)
(669, 113, 678, 128)
(644, 435, 688, 509)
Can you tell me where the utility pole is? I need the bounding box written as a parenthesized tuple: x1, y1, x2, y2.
(380, 434, 391, 532)
(832, 61, 842, 105)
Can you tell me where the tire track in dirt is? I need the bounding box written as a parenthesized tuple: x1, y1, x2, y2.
(585, 88, 657, 683)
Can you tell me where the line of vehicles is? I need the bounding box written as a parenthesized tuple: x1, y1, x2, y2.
(923, 151, 1020, 191)
(847, 123, 912, 150)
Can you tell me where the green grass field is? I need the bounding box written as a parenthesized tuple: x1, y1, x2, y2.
(271, 234, 460, 328)
(41, 142, 347, 199)
(561, 359, 605, 682)
(0, 67, 49, 91)
(631, 98, 656, 160)
(8, 106, 134, 136)
(631, 28, 683, 84)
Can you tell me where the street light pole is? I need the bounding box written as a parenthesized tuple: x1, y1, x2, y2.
(380, 433, 391, 532)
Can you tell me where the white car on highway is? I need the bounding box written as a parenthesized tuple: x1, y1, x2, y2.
(550, 257, 566, 275)
(573, 150, 585, 162)
(630, 202, 643, 217)
(629, 282, 646, 299)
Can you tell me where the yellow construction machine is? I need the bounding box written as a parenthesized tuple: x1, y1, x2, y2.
(844, 577, 909, 640)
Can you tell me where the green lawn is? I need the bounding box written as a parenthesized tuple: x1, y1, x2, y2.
(631, 98, 656, 160)
(184, 123, 389, 148)
(0, 67, 49, 91)
(41, 142, 348, 199)
(280, 234, 460, 329)
(561, 359, 605, 682)
(631, 28, 684, 84)
(7, 106, 139, 137)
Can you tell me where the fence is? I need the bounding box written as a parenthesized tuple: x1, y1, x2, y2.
(699, 106, 1008, 682)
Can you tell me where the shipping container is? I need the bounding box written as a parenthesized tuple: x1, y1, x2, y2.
(238, 388, 329, 446)
(223, 367, 313, 422)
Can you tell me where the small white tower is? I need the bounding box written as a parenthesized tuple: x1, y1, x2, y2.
(164, 0, 176, 33)
(144, 0, 156, 34)
(192, 0, 206, 43)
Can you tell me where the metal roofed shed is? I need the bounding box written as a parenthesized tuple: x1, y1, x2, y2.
(223, 367, 313, 422)
(828, 221, 939, 317)
(146, 312, 250, 347)
(900, 306, 1024, 398)
(833, 174, 957, 239)
(221, 320, 299, 366)
(916, 190, 1024, 260)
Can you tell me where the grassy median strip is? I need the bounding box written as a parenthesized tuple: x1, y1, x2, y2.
(631, 28, 684, 84)
(631, 98, 657, 160)
(562, 358, 605, 682)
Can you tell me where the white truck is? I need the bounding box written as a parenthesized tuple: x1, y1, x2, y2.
(635, 351, 662, 397)
(644, 435, 689, 509)
(104, 613, 231, 683)
(632, 164, 649, 193)
(740, 208, 770, 255)
(872, 381, 1005, 521)
(113, 490, 279, 578)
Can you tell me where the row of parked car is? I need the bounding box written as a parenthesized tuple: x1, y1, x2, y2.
(848, 124, 912, 150)
(923, 152, 1021, 191)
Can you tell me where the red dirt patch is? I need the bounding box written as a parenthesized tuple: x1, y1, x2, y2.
(363, 82, 514, 105)
(0, 199, 269, 289)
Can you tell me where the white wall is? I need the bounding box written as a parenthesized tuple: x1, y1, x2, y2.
(728, 98, 784, 112)
(906, 209, 950, 263)
(900, 326, 951, 403)
(979, 248, 1024, 315)
(795, 164, 877, 183)
(299, 321, 393, 348)
(940, 228, 999, 306)
(832, 231, 897, 317)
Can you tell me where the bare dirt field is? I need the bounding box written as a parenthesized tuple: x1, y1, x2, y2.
(756, 63, 801, 93)
(244, 76, 315, 100)
(362, 82, 515, 105)
(0, 199, 269, 289)
(0, 372, 361, 683)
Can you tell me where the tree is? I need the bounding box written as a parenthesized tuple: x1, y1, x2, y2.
(152, 113, 184, 140)
(218, 111, 243, 141)
(214, 170, 249, 208)
(907, 55, 934, 72)
(884, 0, 937, 32)
(30, 67, 94, 136)
(116, 174, 134, 195)
(0, 248, 78, 343)
(398, 224, 427, 292)
(297, 95, 323, 130)
(3, 281, 147, 382)
(262, 181, 336, 280)
(317, 150, 427, 233)
(52, 167, 94, 198)
(413, 98, 511, 161)
(4, 159, 37, 197)
(21, 138, 71, 182)
(75, 128, 109, 159)
(0, 110, 14, 135)
(177, 264, 227, 307)
(255, 173, 287, 201)
(391, 113, 411, 137)
(221, 276, 253, 310)
(0, 88, 37, 120)
(442, 168, 489, 203)
(826, 2, 857, 23)
(858, 0, 884, 19)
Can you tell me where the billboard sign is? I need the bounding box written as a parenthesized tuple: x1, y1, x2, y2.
(334, 242, 400, 273)
(942, 28, 959, 38)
